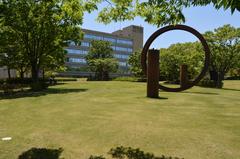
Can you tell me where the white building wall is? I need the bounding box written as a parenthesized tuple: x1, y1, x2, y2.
(0, 67, 17, 79)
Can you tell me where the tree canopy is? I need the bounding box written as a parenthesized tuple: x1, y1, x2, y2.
(0, 0, 91, 84)
(159, 42, 204, 82)
(204, 24, 240, 87)
(94, 0, 240, 26)
(85, 40, 118, 80)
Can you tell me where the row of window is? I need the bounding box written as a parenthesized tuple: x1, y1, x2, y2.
(67, 57, 128, 67)
(119, 62, 127, 67)
(114, 46, 132, 52)
(67, 58, 86, 64)
(65, 49, 88, 55)
(69, 41, 133, 53)
(114, 54, 129, 59)
(66, 48, 130, 59)
(84, 34, 133, 45)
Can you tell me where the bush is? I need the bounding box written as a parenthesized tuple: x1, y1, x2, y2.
(113, 77, 146, 82)
(89, 146, 183, 159)
(55, 77, 77, 82)
(225, 76, 240, 80)
(197, 79, 223, 88)
(18, 148, 63, 159)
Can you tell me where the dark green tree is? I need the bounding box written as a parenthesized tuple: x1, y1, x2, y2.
(127, 51, 144, 77)
(204, 24, 240, 88)
(86, 40, 118, 80)
(159, 42, 204, 82)
(0, 0, 88, 86)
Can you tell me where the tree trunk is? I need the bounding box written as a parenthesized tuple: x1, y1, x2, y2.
(20, 68, 24, 80)
(216, 71, 224, 88)
(7, 67, 11, 79)
(42, 68, 45, 80)
(31, 64, 39, 83)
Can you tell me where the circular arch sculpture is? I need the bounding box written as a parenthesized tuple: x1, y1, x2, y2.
(141, 24, 210, 92)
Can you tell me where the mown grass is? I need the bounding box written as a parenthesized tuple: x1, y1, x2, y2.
(0, 80, 240, 159)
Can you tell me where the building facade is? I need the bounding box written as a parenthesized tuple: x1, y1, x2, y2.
(62, 25, 143, 76)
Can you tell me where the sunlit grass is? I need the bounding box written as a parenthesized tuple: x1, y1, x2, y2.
(0, 80, 239, 159)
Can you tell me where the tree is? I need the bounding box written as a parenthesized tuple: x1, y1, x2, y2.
(204, 25, 240, 88)
(159, 42, 204, 82)
(85, 40, 118, 80)
(128, 51, 144, 77)
(0, 0, 92, 86)
(95, 0, 240, 27)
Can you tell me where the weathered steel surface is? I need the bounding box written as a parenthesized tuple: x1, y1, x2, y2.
(141, 24, 210, 92)
(180, 64, 188, 88)
(147, 49, 159, 98)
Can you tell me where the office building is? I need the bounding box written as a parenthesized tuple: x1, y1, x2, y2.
(63, 25, 143, 76)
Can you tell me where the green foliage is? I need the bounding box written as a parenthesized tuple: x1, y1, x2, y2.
(95, 0, 240, 27)
(197, 79, 224, 88)
(160, 42, 204, 82)
(0, 0, 85, 83)
(18, 148, 63, 159)
(204, 24, 240, 88)
(113, 76, 145, 82)
(90, 146, 183, 159)
(128, 51, 144, 77)
(86, 40, 118, 80)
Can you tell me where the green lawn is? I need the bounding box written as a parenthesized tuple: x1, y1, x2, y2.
(0, 80, 240, 159)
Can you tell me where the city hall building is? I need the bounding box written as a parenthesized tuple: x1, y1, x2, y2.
(61, 25, 143, 77)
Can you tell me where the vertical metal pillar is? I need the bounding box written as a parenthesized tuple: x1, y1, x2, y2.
(147, 49, 159, 98)
(180, 64, 188, 88)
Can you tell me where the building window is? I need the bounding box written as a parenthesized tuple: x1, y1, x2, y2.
(65, 49, 88, 55)
(115, 46, 132, 53)
(114, 54, 129, 59)
(111, 46, 116, 50)
(117, 39, 133, 45)
(84, 34, 103, 40)
(119, 62, 127, 67)
(81, 41, 90, 47)
(68, 58, 86, 64)
(103, 37, 116, 43)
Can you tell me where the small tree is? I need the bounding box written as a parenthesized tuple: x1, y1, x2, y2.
(127, 51, 144, 77)
(86, 40, 118, 80)
(204, 25, 240, 88)
(159, 42, 204, 82)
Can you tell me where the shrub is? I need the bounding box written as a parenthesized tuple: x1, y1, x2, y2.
(89, 146, 183, 159)
(18, 148, 63, 159)
(225, 76, 240, 80)
(197, 79, 223, 88)
(55, 77, 77, 82)
(113, 77, 146, 82)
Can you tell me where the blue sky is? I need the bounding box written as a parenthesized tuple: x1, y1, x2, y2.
(82, 4, 240, 48)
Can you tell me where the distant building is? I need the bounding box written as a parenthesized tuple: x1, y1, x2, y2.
(61, 25, 144, 77)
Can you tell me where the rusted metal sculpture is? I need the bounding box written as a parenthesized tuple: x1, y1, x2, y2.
(142, 24, 210, 94)
(147, 49, 160, 98)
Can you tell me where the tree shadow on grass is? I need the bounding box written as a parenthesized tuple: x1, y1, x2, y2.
(0, 88, 88, 100)
(221, 88, 240, 92)
(90, 146, 184, 159)
(18, 147, 63, 159)
(180, 91, 219, 95)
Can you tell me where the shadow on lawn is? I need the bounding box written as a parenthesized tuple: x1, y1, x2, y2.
(18, 148, 63, 159)
(0, 88, 88, 100)
(221, 88, 240, 92)
(18, 146, 183, 159)
(180, 91, 219, 95)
